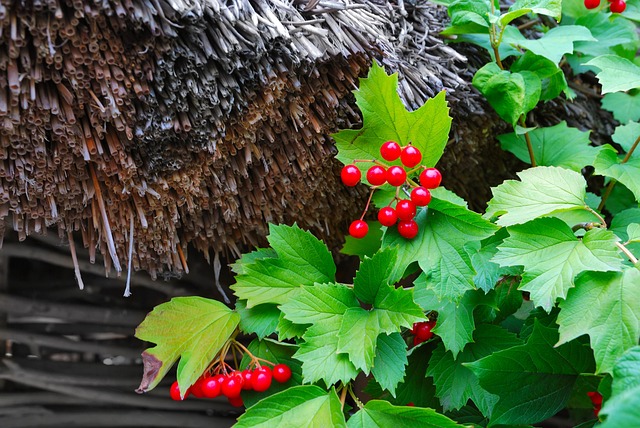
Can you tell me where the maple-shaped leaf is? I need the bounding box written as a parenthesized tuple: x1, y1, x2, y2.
(498, 122, 603, 171)
(333, 62, 452, 171)
(347, 400, 462, 428)
(135, 297, 239, 396)
(586, 55, 640, 93)
(384, 197, 499, 302)
(465, 321, 595, 427)
(594, 145, 640, 203)
(371, 333, 408, 397)
(427, 324, 522, 415)
(558, 267, 640, 373)
(235, 386, 346, 428)
(485, 166, 590, 226)
(235, 300, 280, 339)
(231, 224, 335, 307)
(353, 246, 404, 304)
(493, 217, 623, 311)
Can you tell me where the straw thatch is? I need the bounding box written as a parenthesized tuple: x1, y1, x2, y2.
(0, 0, 609, 280)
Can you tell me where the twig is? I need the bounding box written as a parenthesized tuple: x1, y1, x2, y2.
(616, 242, 638, 264)
(124, 212, 134, 297)
(89, 163, 122, 273)
(67, 229, 85, 291)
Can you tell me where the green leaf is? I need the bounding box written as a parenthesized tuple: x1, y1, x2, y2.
(586, 55, 640, 93)
(611, 208, 640, 241)
(415, 283, 485, 358)
(511, 52, 567, 101)
(485, 166, 589, 226)
(276, 314, 308, 341)
(612, 121, 640, 154)
(602, 93, 640, 123)
(466, 321, 595, 427)
(235, 300, 280, 339)
(341, 222, 383, 258)
(626, 224, 640, 243)
(231, 224, 336, 307)
(385, 198, 499, 301)
(508, 0, 562, 20)
(354, 247, 403, 304)
(599, 346, 640, 428)
(594, 145, 640, 202)
(558, 267, 640, 373)
(347, 400, 462, 428)
(510, 26, 595, 64)
(234, 386, 346, 428)
(470, 230, 512, 293)
(371, 333, 408, 397)
(442, 0, 491, 35)
(280, 283, 359, 325)
(135, 297, 240, 396)
(230, 248, 276, 275)
(473, 64, 529, 126)
(427, 324, 523, 415)
(268, 223, 336, 283)
(333, 62, 452, 170)
(498, 122, 602, 171)
(238, 338, 302, 407)
(493, 217, 623, 311)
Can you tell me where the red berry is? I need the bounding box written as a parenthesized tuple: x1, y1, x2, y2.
(380, 141, 401, 161)
(396, 199, 417, 221)
(584, 0, 600, 8)
(587, 391, 603, 406)
(419, 168, 442, 189)
(190, 377, 206, 398)
(411, 186, 431, 206)
(387, 166, 407, 186)
(349, 220, 368, 239)
(170, 381, 186, 401)
(401, 145, 422, 168)
(241, 369, 254, 390)
(415, 321, 435, 342)
(201, 376, 222, 398)
(273, 364, 292, 383)
(398, 220, 419, 239)
(341, 164, 361, 187)
(610, 0, 625, 12)
(221, 373, 243, 398)
(252, 367, 273, 392)
(378, 206, 398, 227)
(366, 165, 387, 186)
(228, 395, 244, 407)
(407, 402, 415, 406)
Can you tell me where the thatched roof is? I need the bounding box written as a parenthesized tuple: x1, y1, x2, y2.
(1, 0, 483, 280)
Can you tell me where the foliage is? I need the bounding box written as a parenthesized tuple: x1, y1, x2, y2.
(135, 1, 640, 426)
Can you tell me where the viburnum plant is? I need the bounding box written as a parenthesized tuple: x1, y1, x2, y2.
(134, 1, 640, 426)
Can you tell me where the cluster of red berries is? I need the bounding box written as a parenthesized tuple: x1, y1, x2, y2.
(587, 391, 603, 418)
(410, 320, 436, 347)
(341, 141, 442, 240)
(169, 363, 292, 407)
(584, 0, 626, 13)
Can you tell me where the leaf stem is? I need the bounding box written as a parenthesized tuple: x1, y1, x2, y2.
(519, 116, 537, 167)
(339, 384, 348, 410)
(585, 206, 607, 229)
(597, 134, 639, 212)
(347, 384, 364, 410)
(360, 188, 376, 220)
(489, 1, 504, 69)
(616, 241, 639, 264)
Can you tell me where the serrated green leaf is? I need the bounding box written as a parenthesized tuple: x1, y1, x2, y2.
(427, 324, 522, 415)
(466, 321, 595, 427)
(602, 93, 640, 123)
(612, 121, 640, 154)
(493, 217, 623, 311)
(294, 320, 359, 386)
(471, 229, 516, 293)
(599, 346, 640, 428)
(234, 386, 346, 428)
(267, 223, 336, 283)
(508, 0, 562, 20)
(230, 248, 276, 275)
(594, 146, 640, 202)
(611, 208, 640, 241)
(509, 26, 595, 64)
(626, 224, 640, 243)
(238, 338, 302, 407)
(391, 342, 442, 408)
(371, 333, 408, 397)
(485, 166, 589, 226)
(276, 313, 308, 341)
(498, 122, 602, 171)
(511, 52, 567, 101)
(135, 297, 240, 396)
(333, 62, 452, 170)
(354, 246, 403, 304)
(280, 283, 359, 325)
(385, 198, 498, 301)
(235, 300, 280, 339)
(347, 400, 462, 428)
(442, 0, 491, 35)
(473, 64, 527, 126)
(586, 55, 640, 93)
(341, 221, 383, 258)
(558, 268, 640, 373)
